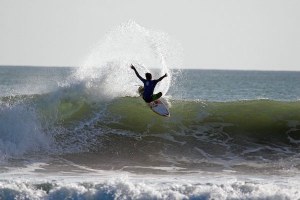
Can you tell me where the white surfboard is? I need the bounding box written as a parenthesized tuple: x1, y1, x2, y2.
(148, 100, 170, 117)
(137, 86, 170, 117)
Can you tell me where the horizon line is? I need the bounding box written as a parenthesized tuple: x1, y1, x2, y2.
(0, 65, 299, 72)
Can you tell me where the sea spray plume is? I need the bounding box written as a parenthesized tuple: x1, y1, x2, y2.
(74, 20, 182, 99)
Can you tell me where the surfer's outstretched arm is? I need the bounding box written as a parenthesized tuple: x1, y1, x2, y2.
(131, 65, 144, 81)
(157, 73, 168, 82)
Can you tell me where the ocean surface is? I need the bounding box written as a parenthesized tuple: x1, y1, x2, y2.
(0, 65, 300, 200)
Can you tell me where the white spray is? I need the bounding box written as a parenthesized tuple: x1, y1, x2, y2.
(74, 21, 182, 99)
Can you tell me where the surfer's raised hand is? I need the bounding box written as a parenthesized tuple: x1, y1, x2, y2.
(157, 73, 168, 82)
(131, 65, 135, 70)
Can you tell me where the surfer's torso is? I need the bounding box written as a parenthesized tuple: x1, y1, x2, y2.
(141, 79, 158, 102)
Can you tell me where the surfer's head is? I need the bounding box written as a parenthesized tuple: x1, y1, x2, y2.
(145, 73, 152, 80)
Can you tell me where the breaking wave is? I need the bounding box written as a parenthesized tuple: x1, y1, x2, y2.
(1, 90, 300, 171)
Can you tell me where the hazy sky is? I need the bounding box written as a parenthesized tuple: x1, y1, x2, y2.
(1, 0, 300, 70)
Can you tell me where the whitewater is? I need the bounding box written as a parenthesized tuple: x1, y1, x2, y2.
(1, 22, 300, 199)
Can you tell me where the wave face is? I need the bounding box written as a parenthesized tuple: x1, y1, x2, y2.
(1, 91, 300, 173)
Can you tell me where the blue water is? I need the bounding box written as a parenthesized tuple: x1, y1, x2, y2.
(2, 66, 300, 101)
(170, 69, 300, 101)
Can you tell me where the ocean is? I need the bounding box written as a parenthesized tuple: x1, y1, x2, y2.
(0, 65, 300, 200)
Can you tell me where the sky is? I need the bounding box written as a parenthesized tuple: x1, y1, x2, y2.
(0, 0, 300, 70)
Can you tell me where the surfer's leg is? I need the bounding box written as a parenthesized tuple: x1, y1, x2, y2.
(151, 92, 162, 101)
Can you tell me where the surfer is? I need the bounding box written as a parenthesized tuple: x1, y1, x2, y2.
(131, 65, 167, 103)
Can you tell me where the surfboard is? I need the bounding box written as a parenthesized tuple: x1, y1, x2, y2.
(148, 100, 170, 117)
(138, 86, 170, 117)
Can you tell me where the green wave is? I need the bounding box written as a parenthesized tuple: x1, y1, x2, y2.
(96, 98, 300, 144)
(2, 94, 300, 144)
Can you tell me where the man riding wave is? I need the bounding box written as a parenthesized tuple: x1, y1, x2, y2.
(131, 64, 167, 103)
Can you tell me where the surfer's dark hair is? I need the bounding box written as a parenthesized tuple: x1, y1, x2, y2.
(145, 73, 152, 80)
